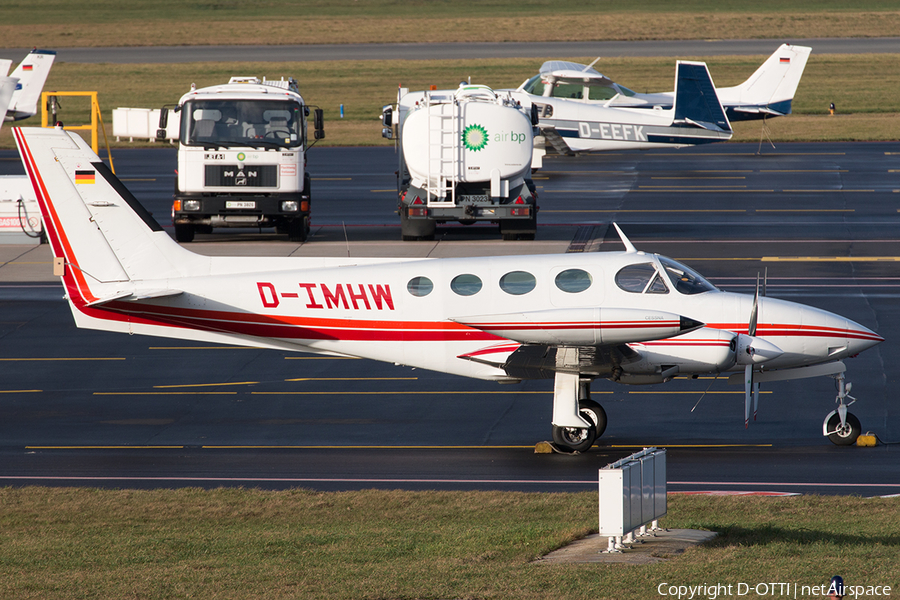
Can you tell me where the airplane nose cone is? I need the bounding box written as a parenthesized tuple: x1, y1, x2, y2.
(845, 318, 884, 353)
(749, 336, 783, 363)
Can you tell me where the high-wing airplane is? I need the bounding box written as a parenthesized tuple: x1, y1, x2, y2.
(13, 126, 882, 450)
(519, 44, 811, 124)
(2, 49, 56, 123)
(508, 60, 733, 168)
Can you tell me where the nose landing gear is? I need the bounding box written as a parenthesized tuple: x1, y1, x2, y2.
(823, 372, 862, 446)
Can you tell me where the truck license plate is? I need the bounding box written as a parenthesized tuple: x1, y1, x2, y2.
(459, 195, 490, 204)
(226, 201, 256, 209)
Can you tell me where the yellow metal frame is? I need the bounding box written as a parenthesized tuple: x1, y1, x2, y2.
(40, 91, 115, 174)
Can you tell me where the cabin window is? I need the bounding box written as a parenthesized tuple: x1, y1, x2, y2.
(407, 276, 434, 297)
(659, 256, 716, 295)
(451, 274, 483, 296)
(555, 269, 592, 293)
(551, 83, 583, 99)
(587, 85, 619, 101)
(615, 263, 669, 294)
(499, 271, 536, 295)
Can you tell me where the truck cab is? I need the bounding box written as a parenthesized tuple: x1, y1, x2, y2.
(161, 77, 323, 243)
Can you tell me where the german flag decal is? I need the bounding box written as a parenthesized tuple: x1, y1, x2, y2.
(22, 64, 33, 71)
(75, 170, 95, 184)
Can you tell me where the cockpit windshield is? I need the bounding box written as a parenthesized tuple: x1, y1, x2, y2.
(181, 99, 303, 149)
(658, 256, 717, 295)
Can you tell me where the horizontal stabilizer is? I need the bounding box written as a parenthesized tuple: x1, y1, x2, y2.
(452, 307, 703, 346)
(85, 288, 183, 308)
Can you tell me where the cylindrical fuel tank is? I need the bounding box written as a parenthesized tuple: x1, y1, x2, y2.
(401, 90, 533, 185)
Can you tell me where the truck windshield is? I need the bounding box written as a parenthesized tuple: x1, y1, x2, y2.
(181, 100, 303, 149)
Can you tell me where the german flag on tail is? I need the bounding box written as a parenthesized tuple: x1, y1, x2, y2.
(75, 170, 95, 184)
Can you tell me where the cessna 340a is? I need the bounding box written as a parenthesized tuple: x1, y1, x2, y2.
(508, 60, 734, 169)
(14, 126, 882, 451)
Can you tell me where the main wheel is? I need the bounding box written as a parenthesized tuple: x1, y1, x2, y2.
(825, 412, 861, 446)
(174, 223, 194, 243)
(579, 399, 607, 439)
(551, 411, 597, 453)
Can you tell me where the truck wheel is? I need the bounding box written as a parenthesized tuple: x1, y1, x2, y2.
(400, 211, 436, 241)
(174, 223, 195, 243)
(288, 216, 309, 243)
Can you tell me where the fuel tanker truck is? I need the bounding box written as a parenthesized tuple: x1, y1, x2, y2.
(381, 84, 539, 240)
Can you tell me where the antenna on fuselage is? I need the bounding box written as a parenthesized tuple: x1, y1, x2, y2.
(613, 223, 637, 253)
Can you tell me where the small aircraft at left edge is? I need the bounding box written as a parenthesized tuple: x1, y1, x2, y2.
(13, 126, 883, 451)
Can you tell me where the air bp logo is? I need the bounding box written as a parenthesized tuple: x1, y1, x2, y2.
(462, 124, 488, 152)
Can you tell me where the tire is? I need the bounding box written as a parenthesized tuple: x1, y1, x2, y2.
(400, 210, 435, 241)
(551, 411, 597, 453)
(174, 223, 194, 243)
(578, 399, 608, 439)
(288, 216, 308, 242)
(826, 412, 861, 446)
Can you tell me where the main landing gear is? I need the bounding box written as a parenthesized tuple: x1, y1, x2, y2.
(550, 372, 606, 453)
(823, 372, 862, 446)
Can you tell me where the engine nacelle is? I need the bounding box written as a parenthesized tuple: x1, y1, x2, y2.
(622, 327, 739, 375)
(452, 307, 703, 346)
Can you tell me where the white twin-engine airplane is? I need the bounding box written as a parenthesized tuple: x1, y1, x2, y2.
(14, 126, 882, 451)
(1, 49, 56, 124)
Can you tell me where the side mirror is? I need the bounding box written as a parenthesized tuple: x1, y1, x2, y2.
(381, 106, 393, 127)
(314, 108, 324, 136)
(382, 127, 393, 140)
(156, 107, 168, 140)
(530, 104, 540, 126)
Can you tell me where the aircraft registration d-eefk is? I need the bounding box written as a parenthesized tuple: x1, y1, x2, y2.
(14, 127, 883, 451)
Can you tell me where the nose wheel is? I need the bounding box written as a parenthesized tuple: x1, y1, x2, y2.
(823, 372, 862, 446)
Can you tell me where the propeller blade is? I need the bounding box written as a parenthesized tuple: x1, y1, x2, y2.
(752, 381, 760, 422)
(748, 273, 760, 337)
(744, 364, 753, 428)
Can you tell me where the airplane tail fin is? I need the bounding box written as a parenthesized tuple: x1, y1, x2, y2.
(13, 127, 208, 308)
(719, 44, 812, 119)
(0, 76, 17, 129)
(6, 49, 56, 121)
(672, 60, 732, 137)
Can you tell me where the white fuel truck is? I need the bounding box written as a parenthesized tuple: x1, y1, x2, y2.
(382, 84, 538, 240)
(157, 77, 323, 243)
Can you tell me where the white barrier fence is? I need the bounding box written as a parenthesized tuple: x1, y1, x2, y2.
(112, 107, 179, 142)
(598, 447, 666, 552)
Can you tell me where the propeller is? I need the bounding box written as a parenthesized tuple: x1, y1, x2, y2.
(743, 269, 768, 427)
